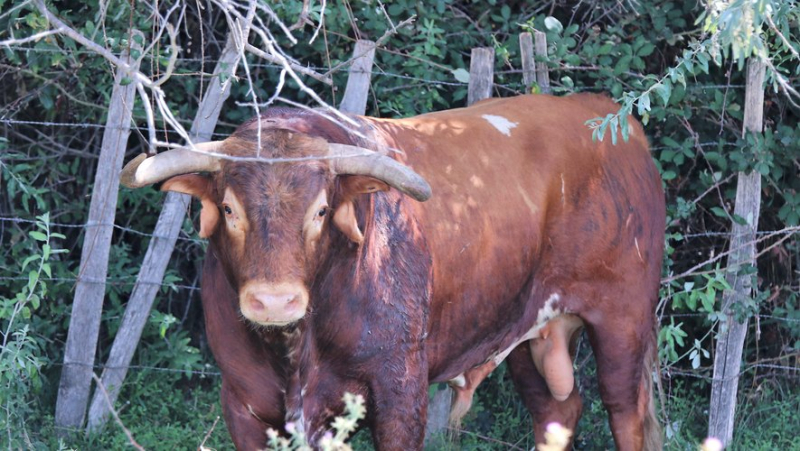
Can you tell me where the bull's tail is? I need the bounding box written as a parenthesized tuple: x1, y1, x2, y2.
(643, 331, 663, 450)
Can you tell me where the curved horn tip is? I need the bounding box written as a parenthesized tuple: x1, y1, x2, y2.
(408, 181, 433, 202)
(120, 153, 149, 189)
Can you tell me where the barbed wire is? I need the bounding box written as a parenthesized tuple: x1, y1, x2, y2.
(2, 44, 752, 88)
(664, 363, 800, 382)
(0, 216, 204, 244)
(0, 275, 200, 291)
(2, 217, 796, 249)
(0, 122, 746, 156)
(50, 360, 221, 377)
(38, 350, 798, 383)
(0, 118, 234, 139)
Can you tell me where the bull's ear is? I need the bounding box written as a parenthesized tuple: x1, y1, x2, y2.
(161, 174, 219, 238)
(332, 176, 390, 244)
(333, 200, 364, 244)
(339, 175, 390, 196)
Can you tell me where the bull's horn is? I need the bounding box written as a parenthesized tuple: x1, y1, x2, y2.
(120, 141, 224, 188)
(327, 143, 432, 202)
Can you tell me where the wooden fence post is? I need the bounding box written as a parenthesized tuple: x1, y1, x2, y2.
(84, 33, 242, 433)
(339, 40, 376, 115)
(54, 34, 143, 433)
(467, 47, 494, 106)
(533, 30, 550, 94)
(708, 58, 766, 446)
(519, 32, 536, 91)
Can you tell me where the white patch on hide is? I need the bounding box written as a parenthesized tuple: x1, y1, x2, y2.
(482, 114, 518, 137)
(449, 374, 467, 388)
(491, 293, 562, 366)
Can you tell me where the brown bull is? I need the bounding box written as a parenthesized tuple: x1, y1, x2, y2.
(122, 93, 665, 450)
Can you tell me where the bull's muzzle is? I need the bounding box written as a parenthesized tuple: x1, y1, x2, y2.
(240, 282, 309, 326)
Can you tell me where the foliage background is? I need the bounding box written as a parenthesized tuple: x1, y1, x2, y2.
(0, 0, 798, 449)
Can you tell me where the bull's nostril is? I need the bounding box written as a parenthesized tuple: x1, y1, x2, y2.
(248, 297, 266, 312)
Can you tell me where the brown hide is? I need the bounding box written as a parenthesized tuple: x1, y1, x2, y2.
(145, 94, 664, 451)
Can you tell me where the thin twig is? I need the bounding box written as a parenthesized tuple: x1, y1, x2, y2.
(90, 373, 145, 451)
(0, 28, 62, 47)
(198, 415, 221, 450)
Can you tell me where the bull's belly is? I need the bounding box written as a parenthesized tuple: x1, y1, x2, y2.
(429, 294, 585, 405)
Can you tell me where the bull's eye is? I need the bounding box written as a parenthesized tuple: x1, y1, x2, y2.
(317, 207, 328, 217)
(223, 205, 233, 215)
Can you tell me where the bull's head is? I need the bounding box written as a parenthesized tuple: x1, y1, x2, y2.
(121, 128, 430, 326)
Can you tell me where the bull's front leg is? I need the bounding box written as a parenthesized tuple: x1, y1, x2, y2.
(366, 353, 429, 451)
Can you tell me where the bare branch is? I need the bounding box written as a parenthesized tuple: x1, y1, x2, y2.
(309, 0, 326, 44)
(288, 0, 311, 31)
(0, 28, 62, 47)
(90, 373, 145, 451)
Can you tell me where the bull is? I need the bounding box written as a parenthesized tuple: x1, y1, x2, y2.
(121, 93, 665, 450)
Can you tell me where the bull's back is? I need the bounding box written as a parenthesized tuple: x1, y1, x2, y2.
(371, 94, 662, 379)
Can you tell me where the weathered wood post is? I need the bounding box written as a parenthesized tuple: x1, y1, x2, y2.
(55, 34, 143, 433)
(339, 40, 376, 115)
(85, 33, 242, 433)
(533, 30, 550, 94)
(519, 32, 536, 91)
(426, 46, 496, 444)
(707, 58, 766, 446)
(467, 47, 494, 106)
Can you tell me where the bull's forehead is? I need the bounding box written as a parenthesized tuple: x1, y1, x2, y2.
(221, 161, 330, 217)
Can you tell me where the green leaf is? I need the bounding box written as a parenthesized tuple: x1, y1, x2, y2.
(30, 294, 40, 310)
(21, 255, 39, 271)
(701, 291, 715, 313)
(614, 55, 632, 76)
(500, 4, 510, 20)
(28, 270, 38, 292)
(662, 136, 681, 148)
(690, 350, 701, 369)
(29, 231, 47, 241)
(119, 77, 133, 86)
(451, 68, 470, 83)
(710, 206, 728, 218)
(620, 114, 630, 142)
(544, 16, 563, 34)
(610, 116, 619, 145)
(638, 43, 656, 57)
(653, 82, 672, 106)
(636, 93, 651, 116)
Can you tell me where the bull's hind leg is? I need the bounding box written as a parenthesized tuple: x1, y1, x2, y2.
(506, 343, 583, 448)
(585, 314, 661, 451)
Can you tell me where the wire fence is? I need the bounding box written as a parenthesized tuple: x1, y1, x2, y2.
(1, 214, 798, 384)
(1, 35, 798, 432)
